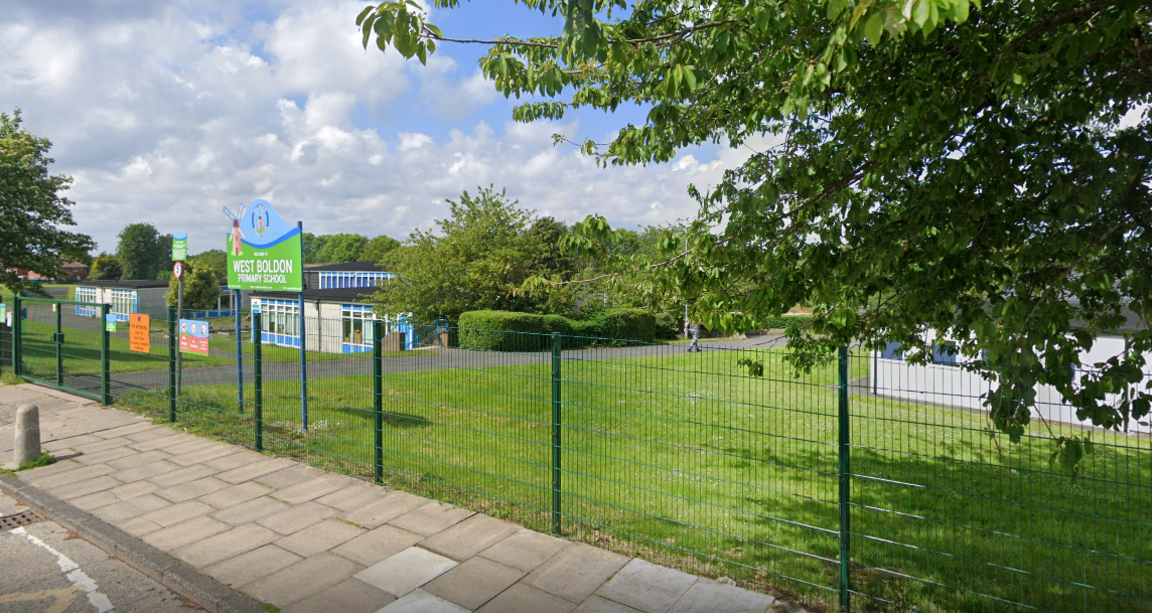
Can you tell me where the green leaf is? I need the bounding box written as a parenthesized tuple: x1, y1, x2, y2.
(864, 13, 884, 47)
(912, 0, 931, 28)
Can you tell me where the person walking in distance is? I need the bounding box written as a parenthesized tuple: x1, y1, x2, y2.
(687, 320, 701, 352)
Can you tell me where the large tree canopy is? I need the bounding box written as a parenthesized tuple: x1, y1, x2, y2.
(0, 110, 93, 293)
(359, 1, 1152, 438)
(116, 223, 171, 281)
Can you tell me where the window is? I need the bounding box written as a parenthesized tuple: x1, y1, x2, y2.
(342, 305, 377, 347)
(932, 342, 958, 366)
(260, 299, 300, 337)
(75, 286, 98, 317)
(110, 289, 135, 320)
(319, 271, 393, 289)
(880, 342, 903, 360)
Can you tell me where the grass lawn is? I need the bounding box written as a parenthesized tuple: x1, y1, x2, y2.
(116, 347, 1151, 612)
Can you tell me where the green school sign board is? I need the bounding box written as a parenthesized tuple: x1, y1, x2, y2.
(225, 199, 303, 292)
(172, 232, 188, 261)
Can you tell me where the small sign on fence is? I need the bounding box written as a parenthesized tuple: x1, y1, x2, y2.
(105, 314, 117, 333)
(179, 319, 210, 355)
(129, 314, 150, 353)
(0, 304, 6, 326)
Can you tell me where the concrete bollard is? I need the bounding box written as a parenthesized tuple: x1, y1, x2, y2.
(14, 404, 41, 466)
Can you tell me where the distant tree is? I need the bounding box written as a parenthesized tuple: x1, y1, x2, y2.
(317, 233, 368, 264)
(190, 249, 227, 281)
(0, 110, 94, 294)
(302, 233, 329, 264)
(373, 186, 541, 323)
(362, 235, 401, 265)
(165, 260, 221, 310)
(116, 223, 169, 280)
(88, 253, 122, 281)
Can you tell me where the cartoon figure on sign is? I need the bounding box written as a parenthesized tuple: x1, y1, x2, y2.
(223, 204, 247, 256)
(251, 201, 270, 238)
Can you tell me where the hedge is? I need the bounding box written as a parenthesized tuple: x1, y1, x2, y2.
(760, 315, 814, 331)
(457, 308, 657, 351)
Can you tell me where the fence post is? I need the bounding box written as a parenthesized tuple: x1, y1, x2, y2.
(373, 319, 384, 484)
(100, 304, 111, 405)
(12, 296, 21, 377)
(55, 302, 63, 387)
(838, 345, 851, 612)
(551, 331, 562, 535)
(254, 312, 263, 452)
(168, 307, 177, 423)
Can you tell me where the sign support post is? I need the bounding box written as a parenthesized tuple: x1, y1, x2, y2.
(173, 253, 185, 397)
(298, 220, 308, 432)
(236, 289, 243, 414)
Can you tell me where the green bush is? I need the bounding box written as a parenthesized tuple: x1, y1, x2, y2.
(457, 308, 658, 351)
(458, 310, 546, 351)
(760, 314, 814, 331)
(654, 313, 681, 340)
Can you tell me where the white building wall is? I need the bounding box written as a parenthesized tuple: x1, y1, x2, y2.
(875, 336, 1152, 434)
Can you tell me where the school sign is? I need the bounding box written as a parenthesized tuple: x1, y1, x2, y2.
(225, 199, 303, 292)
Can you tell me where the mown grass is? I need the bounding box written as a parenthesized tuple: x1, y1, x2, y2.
(116, 346, 1152, 612)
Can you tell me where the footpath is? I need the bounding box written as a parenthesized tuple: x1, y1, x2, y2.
(0, 383, 802, 613)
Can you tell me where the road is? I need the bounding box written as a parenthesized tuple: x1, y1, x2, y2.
(0, 490, 200, 613)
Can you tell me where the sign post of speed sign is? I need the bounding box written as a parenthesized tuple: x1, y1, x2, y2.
(173, 261, 184, 279)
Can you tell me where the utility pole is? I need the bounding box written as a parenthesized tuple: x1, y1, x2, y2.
(172, 233, 188, 396)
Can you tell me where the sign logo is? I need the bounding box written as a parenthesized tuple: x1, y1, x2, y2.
(251, 201, 270, 238)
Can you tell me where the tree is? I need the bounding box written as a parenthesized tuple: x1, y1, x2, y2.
(363, 234, 402, 265)
(0, 110, 93, 293)
(116, 223, 170, 280)
(372, 186, 545, 324)
(302, 233, 329, 264)
(88, 253, 122, 281)
(316, 233, 369, 263)
(190, 249, 227, 281)
(359, 2, 1152, 439)
(166, 260, 222, 310)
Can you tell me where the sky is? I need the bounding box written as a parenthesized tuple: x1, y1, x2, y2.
(1, 0, 759, 256)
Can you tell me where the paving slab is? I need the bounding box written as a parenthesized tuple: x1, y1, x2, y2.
(138, 500, 215, 527)
(423, 555, 526, 610)
(200, 480, 273, 509)
(378, 589, 469, 613)
(24, 463, 115, 489)
(353, 546, 458, 597)
(281, 577, 397, 613)
(107, 479, 159, 500)
(129, 432, 192, 452)
(49, 475, 121, 501)
(168, 445, 244, 467)
(594, 559, 698, 613)
(275, 518, 366, 557)
(419, 513, 520, 561)
(523, 543, 631, 604)
(668, 579, 776, 613)
(332, 524, 423, 566)
(315, 482, 384, 512)
(574, 596, 644, 613)
(73, 445, 138, 465)
(254, 464, 322, 490)
(125, 427, 179, 443)
(119, 515, 164, 537)
(204, 450, 266, 471)
(269, 473, 350, 504)
(148, 463, 220, 488)
(90, 493, 171, 524)
(156, 476, 230, 503)
(479, 528, 571, 572)
(256, 500, 338, 535)
(204, 544, 303, 588)
(243, 552, 362, 608)
(475, 582, 577, 613)
(106, 449, 171, 470)
(70, 489, 119, 511)
(69, 436, 133, 455)
(340, 490, 432, 529)
(215, 457, 296, 484)
(210, 495, 291, 525)
(112, 459, 181, 483)
(389, 501, 473, 536)
(141, 515, 231, 551)
(174, 523, 280, 568)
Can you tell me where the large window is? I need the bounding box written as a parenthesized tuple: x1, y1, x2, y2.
(260, 299, 300, 337)
(319, 271, 393, 289)
(110, 289, 135, 321)
(342, 305, 379, 349)
(75, 286, 98, 317)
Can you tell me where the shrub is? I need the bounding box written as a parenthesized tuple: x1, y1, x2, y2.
(458, 310, 546, 351)
(654, 313, 681, 340)
(588, 308, 656, 343)
(761, 314, 814, 331)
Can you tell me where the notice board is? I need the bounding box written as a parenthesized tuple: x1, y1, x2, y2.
(129, 314, 151, 354)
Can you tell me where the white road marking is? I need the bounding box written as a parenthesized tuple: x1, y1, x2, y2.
(12, 527, 115, 612)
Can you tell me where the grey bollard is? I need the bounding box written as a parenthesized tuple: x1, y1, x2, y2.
(14, 404, 41, 465)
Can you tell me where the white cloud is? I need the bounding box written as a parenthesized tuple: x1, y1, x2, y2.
(0, 0, 769, 256)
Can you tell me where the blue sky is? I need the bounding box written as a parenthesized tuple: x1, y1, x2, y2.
(2, 0, 747, 255)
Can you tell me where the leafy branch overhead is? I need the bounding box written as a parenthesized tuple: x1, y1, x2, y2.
(356, 1, 1152, 444)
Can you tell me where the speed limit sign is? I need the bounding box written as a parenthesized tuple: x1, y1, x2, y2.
(173, 261, 184, 279)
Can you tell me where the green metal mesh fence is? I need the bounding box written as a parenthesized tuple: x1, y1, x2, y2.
(10, 301, 1151, 612)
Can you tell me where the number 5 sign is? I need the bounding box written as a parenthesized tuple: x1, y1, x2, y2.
(173, 261, 184, 279)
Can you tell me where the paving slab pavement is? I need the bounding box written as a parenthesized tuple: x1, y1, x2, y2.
(1, 383, 807, 613)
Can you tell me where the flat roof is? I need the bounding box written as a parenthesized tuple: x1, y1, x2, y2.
(79, 280, 170, 289)
(305, 261, 391, 273)
(249, 287, 377, 302)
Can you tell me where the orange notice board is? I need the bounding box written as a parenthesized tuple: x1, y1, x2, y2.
(129, 314, 151, 353)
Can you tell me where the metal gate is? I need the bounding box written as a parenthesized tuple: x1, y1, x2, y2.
(11, 296, 110, 403)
